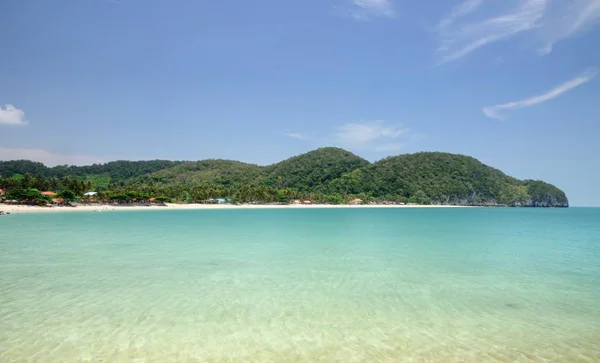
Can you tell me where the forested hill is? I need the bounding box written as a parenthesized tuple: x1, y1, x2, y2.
(0, 148, 568, 207)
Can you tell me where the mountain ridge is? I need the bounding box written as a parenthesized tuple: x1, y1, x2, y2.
(0, 147, 568, 207)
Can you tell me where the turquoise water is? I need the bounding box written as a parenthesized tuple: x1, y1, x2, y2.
(1, 208, 599, 362)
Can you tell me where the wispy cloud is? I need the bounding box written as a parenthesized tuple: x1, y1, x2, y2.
(0, 148, 103, 166)
(539, 0, 600, 54)
(284, 132, 311, 141)
(342, 0, 396, 20)
(435, 0, 600, 62)
(0, 104, 27, 126)
(374, 142, 404, 152)
(436, 0, 547, 64)
(335, 121, 407, 150)
(483, 69, 598, 120)
(285, 121, 417, 153)
(436, 0, 483, 30)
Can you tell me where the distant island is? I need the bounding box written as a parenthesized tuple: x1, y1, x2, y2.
(0, 147, 568, 207)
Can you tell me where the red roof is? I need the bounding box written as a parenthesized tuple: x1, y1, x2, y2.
(41, 191, 57, 197)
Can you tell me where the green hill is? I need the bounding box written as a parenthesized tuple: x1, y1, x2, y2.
(149, 160, 263, 186)
(0, 159, 182, 181)
(0, 148, 568, 207)
(263, 147, 369, 192)
(327, 152, 568, 207)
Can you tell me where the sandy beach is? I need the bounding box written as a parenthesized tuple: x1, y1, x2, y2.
(0, 203, 469, 214)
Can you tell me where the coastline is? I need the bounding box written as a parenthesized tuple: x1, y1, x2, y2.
(0, 203, 470, 214)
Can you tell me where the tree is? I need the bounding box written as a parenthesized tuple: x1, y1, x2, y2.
(325, 195, 344, 205)
(410, 190, 431, 205)
(58, 190, 77, 205)
(4, 188, 52, 205)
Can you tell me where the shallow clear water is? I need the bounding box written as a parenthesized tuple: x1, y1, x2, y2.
(1, 208, 599, 362)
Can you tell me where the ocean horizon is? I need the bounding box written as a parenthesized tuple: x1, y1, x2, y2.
(1, 208, 599, 362)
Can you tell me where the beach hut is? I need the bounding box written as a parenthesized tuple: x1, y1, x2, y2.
(0, 188, 5, 196)
(41, 191, 57, 197)
(82, 191, 99, 204)
(207, 198, 227, 204)
(52, 198, 65, 205)
(348, 198, 363, 205)
(302, 200, 312, 205)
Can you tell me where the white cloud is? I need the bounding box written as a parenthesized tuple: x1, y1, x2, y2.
(374, 142, 404, 152)
(347, 0, 395, 19)
(540, 0, 600, 54)
(284, 132, 311, 141)
(0, 104, 27, 126)
(483, 69, 598, 120)
(335, 121, 407, 150)
(435, 0, 600, 62)
(0, 148, 103, 166)
(436, 0, 484, 30)
(436, 0, 547, 64)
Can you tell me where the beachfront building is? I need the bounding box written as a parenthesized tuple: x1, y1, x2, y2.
(207, 198, 232, 204)
(81, 191, 100, 204)
(0, 188, 5, 196)
(41, 191, 58, 197)
(348, 198, 363, 205)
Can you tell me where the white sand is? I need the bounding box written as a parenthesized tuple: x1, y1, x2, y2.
(0, 203, 468, 214)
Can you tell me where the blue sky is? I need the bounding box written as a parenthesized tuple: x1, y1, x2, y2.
(1, 0, 599, 205)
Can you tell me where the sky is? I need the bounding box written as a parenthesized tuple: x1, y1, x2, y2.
(1, 0, 599, 206)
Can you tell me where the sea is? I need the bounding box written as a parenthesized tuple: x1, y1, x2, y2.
(0, 208, 599, 362)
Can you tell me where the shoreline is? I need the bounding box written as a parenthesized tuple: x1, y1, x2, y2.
(0, 203, 470, 214)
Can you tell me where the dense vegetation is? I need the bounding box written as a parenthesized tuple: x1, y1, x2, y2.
(263, 148, 370, 192)
(149, 160, 263, 186)
(0, 148, 568, 207)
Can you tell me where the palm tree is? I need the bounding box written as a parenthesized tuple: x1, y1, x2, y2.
(48, 177, 59, 191)
(58, 190, 77, 206)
